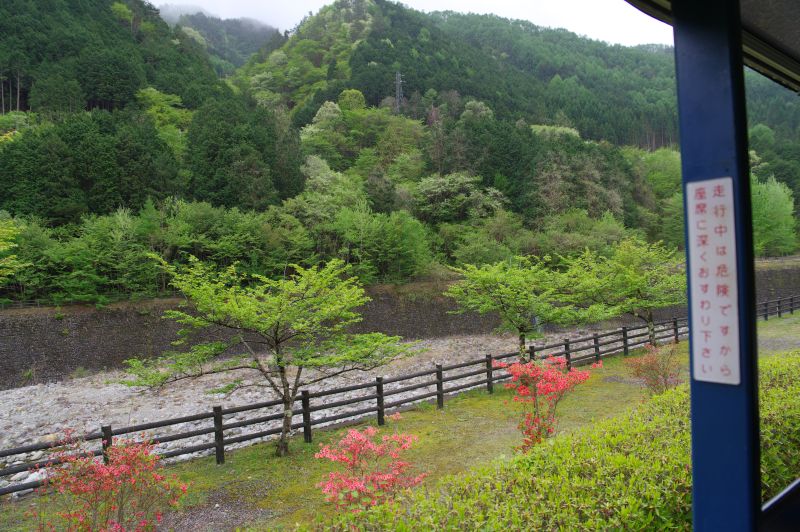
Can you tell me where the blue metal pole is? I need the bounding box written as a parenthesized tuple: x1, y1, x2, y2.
(672, 0, 759, 530)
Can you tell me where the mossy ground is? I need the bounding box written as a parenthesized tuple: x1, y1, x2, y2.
(2, 314, 798, 530)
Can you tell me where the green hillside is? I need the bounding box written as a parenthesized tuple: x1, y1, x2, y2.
(173, 12, 284, 76)
(0, 0, 224, 111)
(0, 0, 798, 305)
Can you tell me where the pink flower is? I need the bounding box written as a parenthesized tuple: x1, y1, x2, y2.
(315, 426, 426, 512)
(34, 435, 188, 530)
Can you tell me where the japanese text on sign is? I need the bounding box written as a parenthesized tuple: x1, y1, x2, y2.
(687, 177, 740, 385)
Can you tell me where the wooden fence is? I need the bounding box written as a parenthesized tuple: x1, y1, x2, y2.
(1, 294, 797, 497)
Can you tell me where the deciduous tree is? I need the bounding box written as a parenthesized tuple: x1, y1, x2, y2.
(0, 219, 26, 286)
(445, 256, 606, 358)
(561, 238, 686, 344)
(123, 258, 409, 456)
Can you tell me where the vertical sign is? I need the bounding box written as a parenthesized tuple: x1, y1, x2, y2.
(687, 177, 740, 385)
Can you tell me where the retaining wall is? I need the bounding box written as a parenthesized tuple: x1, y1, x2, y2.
(0, 267, 797, 389)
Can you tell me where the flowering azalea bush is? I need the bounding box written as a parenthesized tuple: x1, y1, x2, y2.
(624, 342, 683, 395)
(315, 427, 426, 512)
(494, 356, 592, 451)
(387, 412, 403, 423)
(35, 436, 187, 531)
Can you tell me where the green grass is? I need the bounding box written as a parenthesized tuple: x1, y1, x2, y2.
(176, 354, 653, 529)
(755, 254, 800, 271)
(3, 313, 799, 530)
(755, 312, 800, 355)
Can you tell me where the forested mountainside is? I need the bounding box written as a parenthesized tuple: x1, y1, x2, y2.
(170, 12, 284, 76)
(0, 0, 224, 111)
(0, 0, 798, 305)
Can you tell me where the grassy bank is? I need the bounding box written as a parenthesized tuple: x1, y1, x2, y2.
(1, 352, 647, 530)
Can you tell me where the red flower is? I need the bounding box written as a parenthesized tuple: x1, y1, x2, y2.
(315, 427, 426, 512)
(494, 356, 594, 451)
(33, 434, 188, 531)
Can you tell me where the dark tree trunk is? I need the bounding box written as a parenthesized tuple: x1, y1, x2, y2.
(275, 364, 293, 457)
(647, 309, 657, 346)
(519, 332, 526, 361)
(16, 71, 20, 112)
(276, 396, 293, 457)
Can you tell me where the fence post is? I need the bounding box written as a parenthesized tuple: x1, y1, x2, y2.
(485, 355, 494, 394)
(764, 301, 769, 320)
(101, 425, 113, 465)
(213, 406, 225, 465)
(301, 391, 312, 444)
(435, 364, 444, 409)
(376, 377, 385, 426)
(673, 317, 679, 342)
(593, 333, 600, 361)
(564, 339, 571, 369)
(778, 299, 783, 318)
(622, 327, 629, 356)
(528, 344, 535, 362)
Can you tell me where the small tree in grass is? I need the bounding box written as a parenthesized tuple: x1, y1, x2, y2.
(561, 238, 686, 345)
(625, 342, 683, 395)
(445, 256, 608, 359)
(123, 257, 409, 456)
(494, 356, 595, 451)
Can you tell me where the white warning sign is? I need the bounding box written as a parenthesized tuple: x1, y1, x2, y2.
(687, 177, 740, 385)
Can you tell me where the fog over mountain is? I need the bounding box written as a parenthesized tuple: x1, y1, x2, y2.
(157, 3, 215, 24)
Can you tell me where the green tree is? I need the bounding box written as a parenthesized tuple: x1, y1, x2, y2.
(0, 218, 27, 286)
(29, 73, 85, 114)
(445, 256, 605, 358)
(332, 205, 432, 283)
(111, 2, 134, 34)
(659, 193, 685, 249)
(413, 173, 505, 225)
(135, 88, 192, 159)
(122, 258, 408, 456)
(561, 238, 686, 345)
(752, 175, 797, 256)
(78, 48, 146, 109)
(338, 89, 366, 111)
(532, 209, 635, 260)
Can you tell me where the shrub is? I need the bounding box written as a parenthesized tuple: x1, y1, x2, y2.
(35, 437, 187, 531)
(315, 426, 426, 512)
(494, 356, 591, 451)
(329, 351, 800, 530)
(625, 342, 683, 395)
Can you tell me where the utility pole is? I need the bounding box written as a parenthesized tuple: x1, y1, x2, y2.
(394, 71, 403, 113)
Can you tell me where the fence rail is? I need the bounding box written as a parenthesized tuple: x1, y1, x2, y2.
(1, 294, 797, 496)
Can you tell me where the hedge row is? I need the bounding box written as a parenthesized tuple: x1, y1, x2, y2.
(327, 351, 800, 530)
